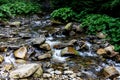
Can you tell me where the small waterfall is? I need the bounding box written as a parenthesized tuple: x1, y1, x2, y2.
(46, 39, 67, 63)
(79, 41, 97, 57)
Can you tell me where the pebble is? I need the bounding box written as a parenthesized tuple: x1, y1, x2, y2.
(43, 73, 51, 78)
(54, 70, 62, 75)
(64, 70, 74, 74)
(46, 68, 54, 73)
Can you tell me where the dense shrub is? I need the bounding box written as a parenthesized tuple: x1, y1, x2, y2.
(0, 1, 40, 17)
(50, 7, 76, 22)
(81, 14, 120, 51)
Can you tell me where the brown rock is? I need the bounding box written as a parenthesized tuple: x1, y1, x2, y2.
(61, 47, 79, 56)
(103, 66, 119, 79)
(14, 47, 27, 59)
(97, 48, 107, 55)
(104, 45, 114, 52)
(40, 43, 51, 50)
(38, 51, 51, 60)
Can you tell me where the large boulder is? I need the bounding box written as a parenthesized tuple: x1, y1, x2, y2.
(10, 63, 42, 78)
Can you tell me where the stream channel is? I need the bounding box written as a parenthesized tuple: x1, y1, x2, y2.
(0, 15, 120, 80)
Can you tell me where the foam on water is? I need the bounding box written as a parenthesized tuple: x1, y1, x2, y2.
(4, 52, 15, 64)
(46, 39, 67, 63)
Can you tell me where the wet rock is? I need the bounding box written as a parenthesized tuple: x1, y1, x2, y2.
(102, 66, 119, 79)
(68, 39, 77, 46)
(0, 55, 4, 63)
(15, 59, 26, 64)
(53, 43, 68, 49)
(33, 64, 43, 78)
(14, 47, 27, 59)
(61, 47, 79, 56)
(77, 41, 89, 51)
(10, 63, 41, 78)
(96, 32, 106, 39)
(9, 21, 21, 27)
(97, 48, 107, 55)
(40, 43, 51, 50)
(38, 52, 51, 60)
(29, 35, 45, 45)
(65, 22, 72, 30)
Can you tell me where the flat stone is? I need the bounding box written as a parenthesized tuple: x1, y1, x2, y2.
(38, 52, 51, 60)
(10, 63, 40, 78)
(54, 70, 62, 75)
(43, 73, 51, 78)
(9, 21, 21, 27)
(64, 70, 74, 74)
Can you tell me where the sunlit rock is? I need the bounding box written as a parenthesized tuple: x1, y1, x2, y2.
(65, 22, 72, 30)
(96, 32, 106, 39)
(14, 47, 27, 59)
(102, 66, 119, 79)
(97, 48, 107, 55)
(38, 52, 52, 60)
(4, 64, 13, 71)
(33, 64, 43, 78)
(9, 21, 21, 27)
(0, 55, 4, 63)
(40, 43, 51, 50)
(61, 47, 79, 56)
(104, 45, 114, 52)
(15, 59, 27, 64)
(10, 63, 42, 78)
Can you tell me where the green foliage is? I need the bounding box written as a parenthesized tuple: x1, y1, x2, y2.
(81, 14, 120, 51)
(50, 7, 76, 22)
(0, 1, 40, 18)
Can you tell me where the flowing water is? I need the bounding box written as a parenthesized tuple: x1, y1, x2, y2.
(0, 16, 120, 80)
